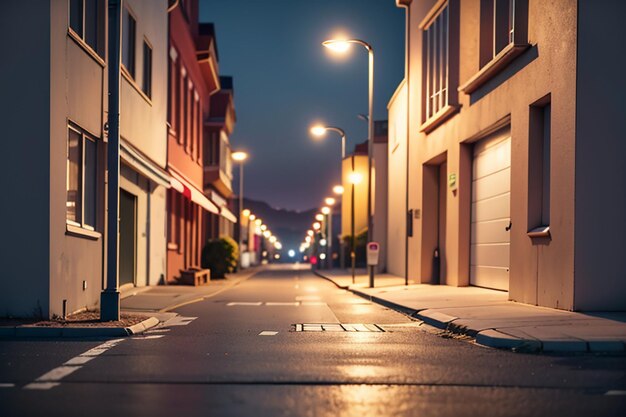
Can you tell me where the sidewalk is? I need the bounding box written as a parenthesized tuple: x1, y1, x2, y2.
(315, 268, 626, 353)
(121, 266, 262, 312)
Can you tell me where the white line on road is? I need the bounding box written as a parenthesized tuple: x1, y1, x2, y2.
(146, 328, 171, 333)
(133, 335, 164, 340)
(163, 316, 198, 326)
(24, 338, 126, 390)
(227, 302, 263, 306)
(259, 331, 279, 336)
(605, 390, 626, 396)
(265, 302, 300, 306)
(0, 383, 15, 388)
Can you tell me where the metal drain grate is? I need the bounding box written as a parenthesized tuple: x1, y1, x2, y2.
(294, 323, 384, 332)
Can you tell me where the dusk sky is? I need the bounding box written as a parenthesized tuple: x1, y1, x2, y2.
(199, 0, 405, 211)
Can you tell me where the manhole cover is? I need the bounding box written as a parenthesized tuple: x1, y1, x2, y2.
(294, 323, 384, 332)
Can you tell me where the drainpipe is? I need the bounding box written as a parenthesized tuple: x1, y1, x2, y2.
(396, 0, 411, 286)
(101, 0, 123, 321)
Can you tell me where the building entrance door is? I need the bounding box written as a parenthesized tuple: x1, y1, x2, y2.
(119, 189, 137, 287)
(470, 129, 511, 291)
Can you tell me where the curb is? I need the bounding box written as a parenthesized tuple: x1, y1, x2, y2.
(315, 271, 626, 354)
(0, 316, 159, 339)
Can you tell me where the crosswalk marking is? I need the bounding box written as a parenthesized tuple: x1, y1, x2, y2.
(259, 331, 279, 336)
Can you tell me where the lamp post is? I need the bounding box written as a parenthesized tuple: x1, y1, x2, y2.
(310, 125, 346, 159)
(232, 151, 248, 268)
(332, 185, 344, 268)
(323, 38, 375, 287)
(321, 204, 332, 269)
(348, 171, 363, 284)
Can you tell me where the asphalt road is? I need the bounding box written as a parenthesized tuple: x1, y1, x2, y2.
(1, 264, 625, 416)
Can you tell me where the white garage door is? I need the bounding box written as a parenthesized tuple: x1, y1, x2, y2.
(470, 130, 511, 291)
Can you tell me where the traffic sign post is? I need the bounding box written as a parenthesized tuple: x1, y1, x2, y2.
(367, 242, 380, 288)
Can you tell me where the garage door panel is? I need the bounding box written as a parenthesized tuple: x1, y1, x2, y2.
(470, 266, 509, 291)
(472, 168, 510, 202)
(470, 243, 510, 268)
(473, 139, 511, 180)
(471, 193, 510, 222)
(471, 219, 511, 244)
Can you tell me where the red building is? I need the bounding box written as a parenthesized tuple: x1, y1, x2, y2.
(166, 0, 222, 282)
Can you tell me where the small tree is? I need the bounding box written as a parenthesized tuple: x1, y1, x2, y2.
(201, 236, 239, 278)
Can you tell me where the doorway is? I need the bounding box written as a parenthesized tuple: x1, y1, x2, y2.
(119, 189, 137, 287)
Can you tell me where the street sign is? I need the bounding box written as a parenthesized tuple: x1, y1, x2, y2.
(367, 242, 380, 266)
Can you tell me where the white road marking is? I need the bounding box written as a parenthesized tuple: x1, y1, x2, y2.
(259, 331, 279, 336)
(24, 382, 60, 390)
(35, 366, 81, 382)
(64, 356, 95, 366)
(0, 383, 15, 388)
(24, 338, 125, 390)
(295, 295, 321, 301)
(164, 316, 198, 326)
(265, 302, 300, 306)
(605, 390, 626, 396)
(227, 302, 263, 306)
(133, 335, 164, 340)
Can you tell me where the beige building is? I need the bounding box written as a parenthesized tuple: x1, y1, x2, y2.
(0, 0, 168, 318)
(393, 0, 626, 310)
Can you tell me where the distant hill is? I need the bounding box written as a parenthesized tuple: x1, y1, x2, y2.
(244, 198, 341, 254)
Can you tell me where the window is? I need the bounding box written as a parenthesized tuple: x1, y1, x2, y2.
(528, 97, 551, 232)
(168, 48, 178, 129)
(142, 40, 152, 98)
(69, 0, 105, 58)
(479, 0, 528, 67)
(67, 125, 98, 230)
(421, 1, 459, 127)
(205, 131, 219, 166)
(122, 7, 136, 78)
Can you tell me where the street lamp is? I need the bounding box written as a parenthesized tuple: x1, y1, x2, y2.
(309, 125, 347, 159)
(323, 37, 375, 287)
(232, 150, 249, 268)
(348, 171, 363, 284)
(322, 200, 335, 270)
(333, 185, 344, 195)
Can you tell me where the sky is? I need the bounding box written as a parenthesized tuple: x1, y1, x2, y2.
(199, 0, 405, 212)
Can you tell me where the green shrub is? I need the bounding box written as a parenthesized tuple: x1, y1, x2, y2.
(201, 236, 239, 278)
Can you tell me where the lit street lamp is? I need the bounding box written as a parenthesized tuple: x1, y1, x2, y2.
(321, 205, 332, 269)
(333, 185, 344, 195)
(310, 125, 347, 159)
(323, 37, 375, 287)
(232, 151, 248, 268)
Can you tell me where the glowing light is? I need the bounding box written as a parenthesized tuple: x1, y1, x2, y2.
(313, 222, 321, 230)
(249, 214, 256, 221)
(274, 242, 282, 250)
(305, 236, 312, 243)
(320, 239, 327, 247)
(274, 254, 280, 260)
(307, 230, 314, 237)
(315, 214, 324, 222)
(310, 125, 327, 137)
(348, 172, 363, 185)
(255, 219, 262, 226)
(269, 236, 277, 243)
(263, 231, 271, 238)
(231, 151, 248, 162)
(260, 225, 267, 231)
(333, 185, 344, 195)
(319, 253, 327, 260)
(322, 39, 351, 53)
(288, 250, 296, 257)
(325, 197, 336, 206)
(321, 206, 331, 215)
(242, 209, 251, 217)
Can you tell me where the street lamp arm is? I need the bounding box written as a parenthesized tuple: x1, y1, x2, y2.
(323, 39, 373, 53)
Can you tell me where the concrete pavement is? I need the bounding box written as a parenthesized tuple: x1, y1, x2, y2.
(315, 268, 626, 353)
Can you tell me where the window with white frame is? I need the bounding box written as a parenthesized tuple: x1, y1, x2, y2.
(69, 0, 105, 58)
(424, 4, 449, 121)
(142, 40, 153, 98)
(67, 124, 98, 230)
(479, 0, 528, 66)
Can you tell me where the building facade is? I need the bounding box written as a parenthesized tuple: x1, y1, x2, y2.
(394, 0, 626, 310)
(204, 76, 238, 242)
(0, 0, 168, 318)
(166, 1, 223, 283)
